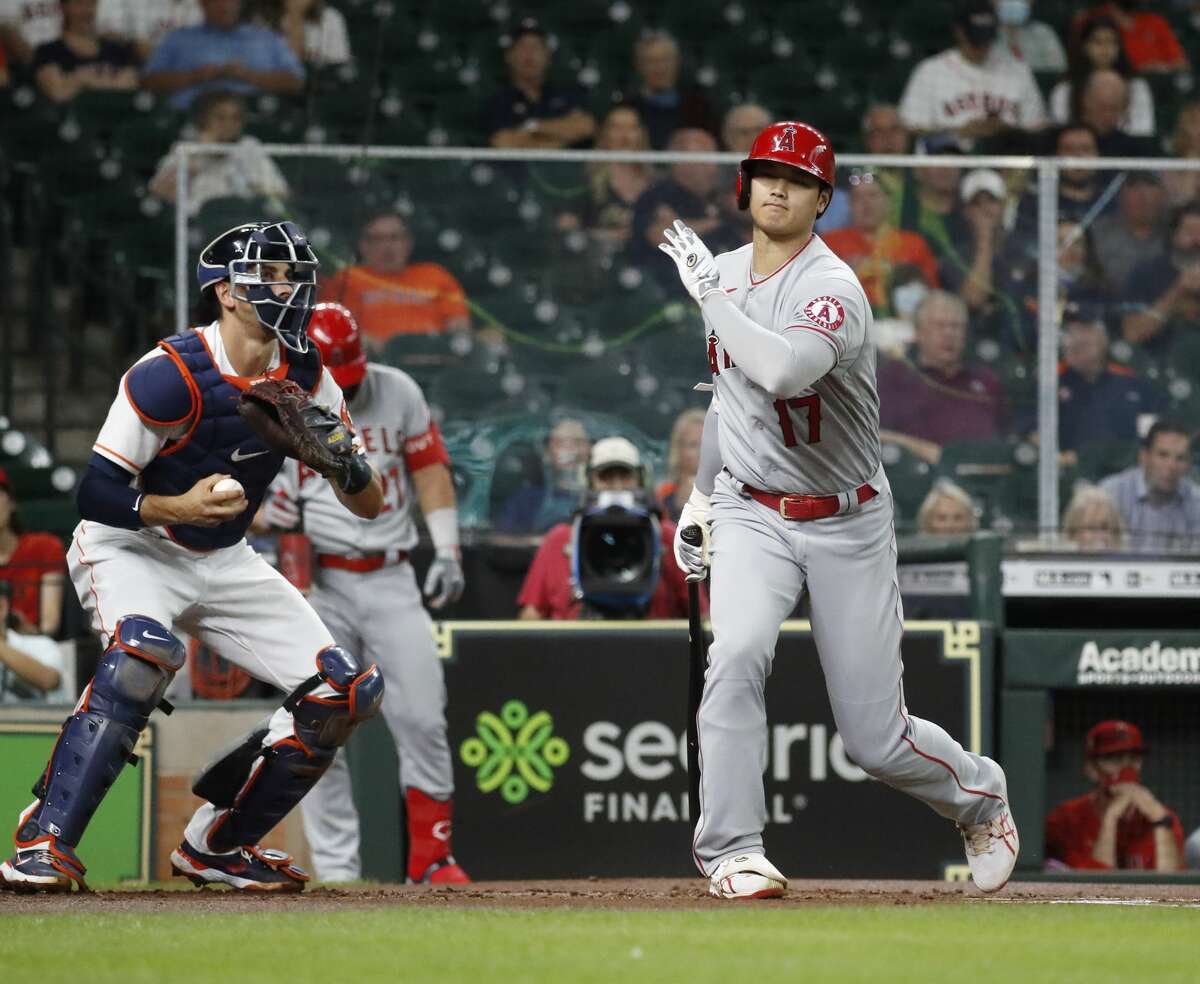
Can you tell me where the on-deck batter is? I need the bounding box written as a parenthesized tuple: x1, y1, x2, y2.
(260, 302, 468, 884)
(0, 222, 386, 893)
(660, 121, 1019, 899)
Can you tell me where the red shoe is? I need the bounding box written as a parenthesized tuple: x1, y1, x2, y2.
(406, 788, 470, 884)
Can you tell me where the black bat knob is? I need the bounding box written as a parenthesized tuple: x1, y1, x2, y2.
(680, 525, 703, 546)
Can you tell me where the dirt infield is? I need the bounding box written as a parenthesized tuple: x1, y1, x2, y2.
(4, 878, 1200, 913)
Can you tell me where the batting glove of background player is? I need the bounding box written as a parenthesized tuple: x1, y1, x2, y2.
(659, 219, 722, 305)
(674, 487, 711, 582)
(424, 548, 465, 609)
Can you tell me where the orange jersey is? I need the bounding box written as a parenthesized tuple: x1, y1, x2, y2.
(1044, 791, 1184, 870)
(821, 227, 940, 309)
(319, 263, 468, 342)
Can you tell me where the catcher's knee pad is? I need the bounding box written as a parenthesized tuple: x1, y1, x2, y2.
(197, 646, 383, 853)
(19, 616, 184, 849)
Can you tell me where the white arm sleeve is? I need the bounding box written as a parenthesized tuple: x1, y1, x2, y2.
(700, 292, 837, 398)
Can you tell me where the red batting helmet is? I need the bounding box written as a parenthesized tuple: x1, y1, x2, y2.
(1085, 720, 1147, 758)
(308, 302, 367, 389)
(736, 120, 836, 215)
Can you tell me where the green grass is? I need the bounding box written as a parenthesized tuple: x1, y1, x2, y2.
(2, 906, 1198, 984)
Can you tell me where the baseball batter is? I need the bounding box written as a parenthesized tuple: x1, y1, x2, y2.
(660, 121, 1019, 898)
(0, 222, 386, 893)
(259, 302, 468, 884)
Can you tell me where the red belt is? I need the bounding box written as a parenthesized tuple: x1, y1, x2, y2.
(316, 551, 409, 573)
(742, 482, 877, 521)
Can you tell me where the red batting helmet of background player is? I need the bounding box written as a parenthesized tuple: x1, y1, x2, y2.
(307, 302, 367, 389)
(737, 120, 836, 216)
(1085, 720, 1147, 758)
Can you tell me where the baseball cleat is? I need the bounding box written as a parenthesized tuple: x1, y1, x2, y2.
(708, 853, 788, 900)
(170, 842, 309, 892)
(411, 858, 471, 885)
(959, 805, 1019, 893)
(0, 842, 89, 893)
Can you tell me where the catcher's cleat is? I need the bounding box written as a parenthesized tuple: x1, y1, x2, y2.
(960, 804, 1019, 893)
(170, 842, 309, 892)
(708, 853, 787, 900)
(0, 841, 89, 893)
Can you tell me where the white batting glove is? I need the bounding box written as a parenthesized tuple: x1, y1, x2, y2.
(658, 219, 722, 305)
(673, 487, 712, 583)
(423, 548, 465, 609)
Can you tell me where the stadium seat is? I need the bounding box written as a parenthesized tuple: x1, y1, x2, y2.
(935, 439, 1035, 529)
(881, 441, 936, 526)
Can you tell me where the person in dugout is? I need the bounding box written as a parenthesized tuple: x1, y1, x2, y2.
(1044, 719, 1184, 871)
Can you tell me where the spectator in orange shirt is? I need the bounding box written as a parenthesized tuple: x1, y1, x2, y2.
(1075, 3, 1189, 74)
(1045, 720, 1184, 871)
(822, 169, 940, 315)
(319, 211, 470, 349)
(0, 468, 66, 636)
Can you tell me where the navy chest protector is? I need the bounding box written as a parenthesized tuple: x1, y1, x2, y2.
(134, 331, 322, 549)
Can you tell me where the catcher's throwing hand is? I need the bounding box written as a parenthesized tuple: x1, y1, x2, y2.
(237, 378, 372, 494)
(423, 549, 465, 609)
(659, 219, 723, 305)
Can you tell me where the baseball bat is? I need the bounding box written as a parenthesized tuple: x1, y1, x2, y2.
(680, 524, 707, 829)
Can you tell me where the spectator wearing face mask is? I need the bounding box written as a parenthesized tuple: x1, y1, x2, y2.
(993, 0, 1066, 74)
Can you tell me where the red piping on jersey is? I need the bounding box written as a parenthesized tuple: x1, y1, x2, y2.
(786, 323, 840, 348)
(74, 522, 112, 640)
(123, 367, 194, 428)
(194, 328, 291, 392)
(93, 443, 142, 475)
(898, 692, 1002, 804)
(155, 339, 203, 458)
(748, 235, 814, 286)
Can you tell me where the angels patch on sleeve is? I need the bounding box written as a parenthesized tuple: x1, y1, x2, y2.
(801, 295, 846, 332)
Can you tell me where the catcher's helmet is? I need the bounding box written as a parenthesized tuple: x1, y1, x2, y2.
(736, 121, 836, 215)
(308, 302, 367, 390)
(196, 220, 319, 353)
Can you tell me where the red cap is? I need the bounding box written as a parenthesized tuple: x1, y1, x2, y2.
(737, 120, 836, 211)
(1085, 720, 1146, 758)
(0, 467, 10, 495)
(308, 302, 367, 390)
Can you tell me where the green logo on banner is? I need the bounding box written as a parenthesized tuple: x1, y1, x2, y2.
(460, 700, 570, 804)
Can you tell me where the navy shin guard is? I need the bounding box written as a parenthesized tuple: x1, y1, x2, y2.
(17, 617, 185, 850)
(200, 646, 383, 854)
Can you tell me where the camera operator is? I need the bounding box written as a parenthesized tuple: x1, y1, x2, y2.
(517, 437, 702, 620)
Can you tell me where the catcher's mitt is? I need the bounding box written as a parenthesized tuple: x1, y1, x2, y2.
(237, 378, 355, 482)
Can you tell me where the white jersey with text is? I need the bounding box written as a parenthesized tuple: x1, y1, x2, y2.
(898, 48, 1047, 132)
(705, 235, 880, 494)
(263, 363, 443, 553)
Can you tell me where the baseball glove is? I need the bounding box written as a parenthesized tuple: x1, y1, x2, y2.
(237, 378, 355, 481)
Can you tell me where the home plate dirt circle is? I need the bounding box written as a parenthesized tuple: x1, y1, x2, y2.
(3, 879, 1199, 912)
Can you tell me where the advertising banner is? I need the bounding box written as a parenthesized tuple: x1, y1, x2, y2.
(437, 620, 990, 880)
(1005, 631, 1200, 688)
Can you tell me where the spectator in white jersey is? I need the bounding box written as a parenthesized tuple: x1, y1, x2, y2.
(899, 0, 1046, 150)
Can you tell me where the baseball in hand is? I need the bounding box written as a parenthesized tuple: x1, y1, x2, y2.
(213, 477, 245, 496)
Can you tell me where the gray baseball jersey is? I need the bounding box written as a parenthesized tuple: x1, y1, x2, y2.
(264, 363, 435, 551)
(690, 233, 1007, 879)
(264, 362, 454, 882)
(705, 237, 881, 494)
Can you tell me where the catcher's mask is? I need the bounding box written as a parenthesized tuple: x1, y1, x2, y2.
(196, 221, 320, 353)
